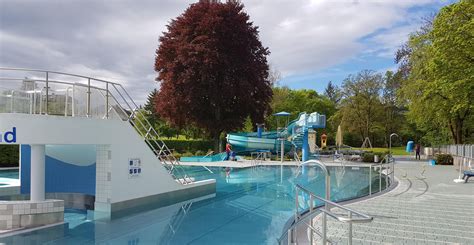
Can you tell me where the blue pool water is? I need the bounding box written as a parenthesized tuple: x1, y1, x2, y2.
(0, 169, 19, 179)
(0, 165, 383, 244)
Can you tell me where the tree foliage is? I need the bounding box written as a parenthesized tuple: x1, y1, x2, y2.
(329, 70, 415, 147)
(335, 70, 384, 145)
(154, 0, 272, 149)
(397, 0, 474, 144)
(324, 81, 342, 105)
(267, 87, 336, 132)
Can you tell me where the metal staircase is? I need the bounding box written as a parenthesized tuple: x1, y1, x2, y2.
(0, 67, 193, 185)
(110, 83, 193, 184)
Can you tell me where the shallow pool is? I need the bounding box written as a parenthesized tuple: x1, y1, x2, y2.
(0, 169, 19, 179)
(0, 165, 383, 244)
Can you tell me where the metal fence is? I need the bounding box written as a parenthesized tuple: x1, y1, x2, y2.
(424, 144, 473, 158)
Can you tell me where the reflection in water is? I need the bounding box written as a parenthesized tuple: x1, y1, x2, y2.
(0, 165, 380, 244)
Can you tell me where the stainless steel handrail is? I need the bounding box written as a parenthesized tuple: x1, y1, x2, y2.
(0, 67, 122, 85)
(0, 67, 194, 184)
(0, 78, 109, 92)
(296, 184, 372, 222)
(279, 160, 373, 245)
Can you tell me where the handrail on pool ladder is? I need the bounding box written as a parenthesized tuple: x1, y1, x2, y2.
(279, 159, 373, 245)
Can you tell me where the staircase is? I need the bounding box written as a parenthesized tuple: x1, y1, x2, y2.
(111, 84, 193, 184)
(0, 67, 193, 185)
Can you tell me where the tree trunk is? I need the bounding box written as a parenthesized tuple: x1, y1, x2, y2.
(213, 106, 222, 152)
(455, 117, 463, 144)
(450, 116, 465, 144)
(212, 131, 222, 152)
(448, 120, 457, 144)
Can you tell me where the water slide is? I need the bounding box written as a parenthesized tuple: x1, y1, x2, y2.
(226, 112, 326, 153)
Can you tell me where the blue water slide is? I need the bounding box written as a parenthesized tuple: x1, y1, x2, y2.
(226, 112, 326, 153)
(226, 133, 292, 152)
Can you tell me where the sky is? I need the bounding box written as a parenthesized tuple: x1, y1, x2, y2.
(0, 0, 454, 104)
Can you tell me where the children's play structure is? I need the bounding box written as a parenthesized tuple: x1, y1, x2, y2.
(226, 112, 326, 161)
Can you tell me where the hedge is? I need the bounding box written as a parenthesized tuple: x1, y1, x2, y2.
(0, 140, 213, 167)
(156, 140, 214, 154)
(0, 145, 19, 167)
(362, 152, 386, 163)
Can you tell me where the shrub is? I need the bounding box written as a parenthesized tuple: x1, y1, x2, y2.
(154, 140, 213, 154)
(362, 153, 374, 163)
(0, 145, 19, 167)
(195, 150, 205, 156)
(435, 154, 453, 165)
(181, 152, 194, 157)
(173, 152, 182, 159)
(362, 152, 386, 163)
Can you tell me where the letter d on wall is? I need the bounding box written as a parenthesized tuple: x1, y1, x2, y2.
(4, 127, 16, 143)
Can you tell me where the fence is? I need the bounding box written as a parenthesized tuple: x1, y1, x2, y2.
(425, 144, 473, 170)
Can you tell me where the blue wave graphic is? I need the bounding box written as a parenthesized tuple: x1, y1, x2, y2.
(21, 145, 96, 196)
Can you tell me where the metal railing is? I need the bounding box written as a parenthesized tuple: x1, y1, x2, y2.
(294, 150, 303, 177)
(433, 144, 474, 159)
(279, 160, 373, 245)
(250, 151, 270, 167)
(0, 67, 193, 184)
(369, 154, 395, 195)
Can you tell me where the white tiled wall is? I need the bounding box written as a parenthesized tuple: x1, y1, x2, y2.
(96, 145, 112, 205)
(0, 199, 64, 230)
(0, 186, 20, 196)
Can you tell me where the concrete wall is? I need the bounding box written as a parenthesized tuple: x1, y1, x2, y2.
(0, 114, 216, 216)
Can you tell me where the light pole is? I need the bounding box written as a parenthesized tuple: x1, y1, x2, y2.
(389, 133, 399, 181)
(389, 133, 399, 159)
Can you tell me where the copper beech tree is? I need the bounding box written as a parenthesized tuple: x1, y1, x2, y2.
(154, 0, 272, 150)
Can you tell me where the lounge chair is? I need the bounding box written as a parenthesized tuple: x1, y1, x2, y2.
(463, 170, 474, 183)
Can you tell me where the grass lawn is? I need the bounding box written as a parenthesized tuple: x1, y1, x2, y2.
(353, 146, 411, 156)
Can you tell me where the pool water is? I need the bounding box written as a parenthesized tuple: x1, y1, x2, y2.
(0, 169, 19, 179)
(0, 165, 383, 244)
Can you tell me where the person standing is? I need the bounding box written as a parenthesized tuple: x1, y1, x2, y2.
(415, 143, 421, 160)
(225, 142, 232, 161)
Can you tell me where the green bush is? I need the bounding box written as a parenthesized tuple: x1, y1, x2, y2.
(156, 140, 213, 154)
(362, 153, 374, 162)
(0, 145, 19, 167)
(362, 152, 386, 163)
(195, 150, 205, 156)
(435, 154, 453, 165)
(173, 152, 182, 159)
(181, 152, 194, 157)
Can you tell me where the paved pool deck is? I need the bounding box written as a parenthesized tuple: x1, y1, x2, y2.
(307, 159, 474, 244)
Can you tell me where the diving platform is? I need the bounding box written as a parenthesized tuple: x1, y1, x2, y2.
(0, 68, 215, 231)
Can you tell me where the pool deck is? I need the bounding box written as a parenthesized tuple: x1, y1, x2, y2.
(306, 159, 474, 244)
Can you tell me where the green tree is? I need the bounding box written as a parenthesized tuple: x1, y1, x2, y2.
(381, 71, 405, 146)
(154, 1, 272, 150)
(266, 87, 336, 131)
(397, 0, 474, 144)
(334, 70, 385, 145)
(324, 81, 342, 105)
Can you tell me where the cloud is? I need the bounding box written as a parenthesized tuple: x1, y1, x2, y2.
(245, 0, 439, 75)
(0, 0, 444, 104)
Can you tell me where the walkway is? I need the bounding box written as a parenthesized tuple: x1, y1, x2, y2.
(310, 160, 474, 244)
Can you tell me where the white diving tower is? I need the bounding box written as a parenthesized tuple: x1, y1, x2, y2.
(0, 68, 215, 230)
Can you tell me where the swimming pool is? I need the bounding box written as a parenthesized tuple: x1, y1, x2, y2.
(0, 165, 384, 244)
(0, 169, 19, 179)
